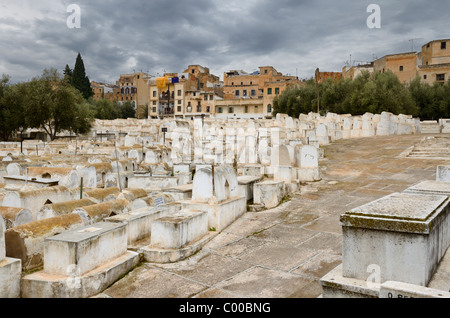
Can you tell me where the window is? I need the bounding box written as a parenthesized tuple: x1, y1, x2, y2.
(437, 74, 445, 81)
(178, 90, 182, 96)
(267, 88, 272, 95)
(243, 90, 247, 97)
(204, 95, 208, 101)
(206, 106, 210, 113)
(228, 107, 234, 113)
(178, 100, 181, 105)
(153, 91, 157, 98)
(259, 89, 264, 95)
(275, 88, 280, 95)
(200, 83, 204, 88)
(153, 101, 157, 105)
(423, 75, 427, 80)
(152, 107, 157, 113)
(197, 104, 202, 112)
(267, 104, 272, 113)
(442, 42, 447, 50)
(244, 106, 248, 113)
(399, 66, 404, 72)
(235, 90, 240, 97)
(218, 107, 223, 113)
(251, 90, 256, 97)
(209, 95, 213, 101)
(177, 106, 182, 112)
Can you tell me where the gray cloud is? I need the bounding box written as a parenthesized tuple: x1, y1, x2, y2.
(0, 0, 449, 84)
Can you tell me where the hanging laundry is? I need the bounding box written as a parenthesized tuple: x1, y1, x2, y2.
(156, 77, 167, 89)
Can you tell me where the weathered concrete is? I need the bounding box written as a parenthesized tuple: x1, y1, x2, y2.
(21, 222, 140, 298)
(0, 215, 22, 298)
(100, 133, 450, 299)
(4, 213, 86, 272)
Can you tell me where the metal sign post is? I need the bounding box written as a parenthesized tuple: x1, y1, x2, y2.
(162, 127, 168, 146)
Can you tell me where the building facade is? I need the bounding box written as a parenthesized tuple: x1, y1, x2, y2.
(216, 66, 301, 119)
(418, 39, 450, 85)
(342, 63, 374, 80)
(148, 65, 223, 119)
(91, 72, 151, 118)
(373, 52, 419, 84)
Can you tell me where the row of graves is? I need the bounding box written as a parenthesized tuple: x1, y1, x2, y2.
(320, 165, 450, 298)
(0, 110, 436, 298)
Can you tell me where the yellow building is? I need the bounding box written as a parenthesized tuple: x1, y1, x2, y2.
(148, 65, 223, 119)
(373, 52, 418, 84)
(342, 63, 374, 80)
(91, 72, 151, 118)
(418, 39, 450, 85)
(218, 66, 301, 119)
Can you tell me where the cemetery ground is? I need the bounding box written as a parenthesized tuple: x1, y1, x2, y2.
(98, 133, 450, 298)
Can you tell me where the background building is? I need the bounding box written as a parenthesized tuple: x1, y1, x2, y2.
(418, 39, 450, 85)
(148, 65, 223, 119)
(373, 52, 418, 84)
(217, 66, 301, 119)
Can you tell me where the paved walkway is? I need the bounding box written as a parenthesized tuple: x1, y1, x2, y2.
(98, 133, 450, 298)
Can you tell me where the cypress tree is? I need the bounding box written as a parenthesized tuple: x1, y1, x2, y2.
(63, 64, 73, 84)
(71, 53, 93, 100)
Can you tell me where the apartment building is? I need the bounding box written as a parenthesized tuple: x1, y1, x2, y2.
(373, 52, 419, 84)
(342, 63, 374, 80)
(216, 66, 301, 119)
(148, 65, 223, 119)
(91, 72, 151, 118)
(418, 39, 450, 85)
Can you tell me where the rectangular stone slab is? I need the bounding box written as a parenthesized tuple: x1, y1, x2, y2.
(44, 222, 127, 276)
(340, 192, 450, 286)
(340, 192, 450, 234)
(403, 180, 450, 196)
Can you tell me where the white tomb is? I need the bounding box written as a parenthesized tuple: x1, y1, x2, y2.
(0, 215, 22, 298)
(21, 222, 139, 298)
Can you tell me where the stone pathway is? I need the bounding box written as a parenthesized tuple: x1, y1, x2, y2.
(98, 133, 450, 298)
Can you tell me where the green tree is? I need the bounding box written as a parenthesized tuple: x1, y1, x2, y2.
(119, 101, 136, 119)
(274, 70, 419, 118)
(23, 68, 94, 140)
(71, 53, 93, 100)
(63, 64, 73, 84)
(94, 98, 120, 119)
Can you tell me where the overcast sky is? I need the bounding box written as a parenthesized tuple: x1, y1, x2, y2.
(1, 0, 449, 84)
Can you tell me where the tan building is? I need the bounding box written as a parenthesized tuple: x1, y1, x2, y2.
(419, 39, 450, 66)
(342, 63, 374, 80)
(217, 66, 301, 119)
(91, 81, 119, 102)
(148, 65, 223, 119)
(373, 52, 418, 84)
(418, 39, 450, 85)
(91, 72, 151, 118)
